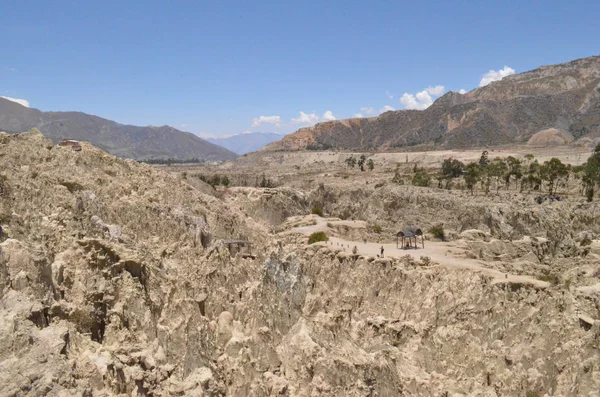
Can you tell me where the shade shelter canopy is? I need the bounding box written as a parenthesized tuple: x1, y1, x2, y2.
(396, 228, 424, 249)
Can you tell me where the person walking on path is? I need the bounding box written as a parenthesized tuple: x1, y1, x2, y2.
(380, 245, 384, 257)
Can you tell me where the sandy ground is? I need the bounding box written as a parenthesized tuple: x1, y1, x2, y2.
(324, 237, 549, 287)
(289, 215, 550, 288)
(237, 145, 593, 169)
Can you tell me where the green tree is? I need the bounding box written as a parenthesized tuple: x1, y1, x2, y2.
(539, 158, 569, 195)
(464, 162, 481, 195)
(358, 154, 367, 171)
(367, 158, 375, 171)
(259, 174, 273, 188)
(345, 156, 357, 168)
(487, 158, 508, 193)
(479, 150, 490, 167)
(504, 156, 523, 189)
(523, 160, 542, 192)
(221, 175, 230, 187)
(583, 144, 600, 201)
(441, 158, 464, 179)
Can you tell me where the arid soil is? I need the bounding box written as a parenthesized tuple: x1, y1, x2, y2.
(2, 131, 600, 396)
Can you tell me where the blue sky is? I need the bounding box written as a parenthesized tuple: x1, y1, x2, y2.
(1, 1, 598, 138)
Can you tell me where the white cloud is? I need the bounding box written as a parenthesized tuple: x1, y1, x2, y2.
(360, 107, 376, 115)
(355, 106, 394, 117)
(479, 66, 515, 87)
(0, 96, 29, 107)
(400, 92, 432, 110)
(251, 115, 281, 128)
(291, 111, 319, 125)
(459, 89, 467, 94)
(399, 85, 445, 110)
(426, 85, 445, 96)
(386, 91, 394, 100)
(322, 110, 336, 121)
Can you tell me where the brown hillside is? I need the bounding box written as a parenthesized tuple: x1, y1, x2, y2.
(263, 56, 600, 152)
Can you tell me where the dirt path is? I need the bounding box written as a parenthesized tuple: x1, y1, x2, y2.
(289, 216, 549, 288)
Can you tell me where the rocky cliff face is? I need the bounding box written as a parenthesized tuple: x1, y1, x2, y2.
(1, 132, 600, 396)
(263, 56, 600, 152)
(0, 131, 259, 395)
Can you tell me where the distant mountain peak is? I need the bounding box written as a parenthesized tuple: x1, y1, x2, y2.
(0, 98, 237, 161)
(263, 55, 600, 152)
(208, 132, 284, 155)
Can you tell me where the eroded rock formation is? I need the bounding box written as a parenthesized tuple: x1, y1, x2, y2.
(1, 132, 600, 396)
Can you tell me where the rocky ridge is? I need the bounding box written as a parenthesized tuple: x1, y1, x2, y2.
(263, 56, 600, 152)
(0, 98, 238, 161)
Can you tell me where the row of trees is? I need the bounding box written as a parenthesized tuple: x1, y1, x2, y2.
(443, 151, 572, 195)
(345, 155, 375, 171)
(193, 173, 230, 187)
(582, 144, 600, 201)
(142, 158, 205, 165)
(403, 146, 600, 201)
(193, 173, 277, 188)
(258, 174, 275, 188)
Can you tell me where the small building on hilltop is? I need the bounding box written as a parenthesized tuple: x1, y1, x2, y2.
(58, 138, 82, 151)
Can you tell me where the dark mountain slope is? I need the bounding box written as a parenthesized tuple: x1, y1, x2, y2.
(0, 99, 237, 161)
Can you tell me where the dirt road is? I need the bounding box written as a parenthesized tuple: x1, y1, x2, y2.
(289, 215, 549, 288)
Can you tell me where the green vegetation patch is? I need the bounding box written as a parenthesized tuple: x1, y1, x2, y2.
(428, 224, 445, 241)
(308, 231, 328, 244)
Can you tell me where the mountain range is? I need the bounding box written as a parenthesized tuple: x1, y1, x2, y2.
(207, 132, 283, 155)
(0, 98, 237, 161)
(263, 56, 600, 152)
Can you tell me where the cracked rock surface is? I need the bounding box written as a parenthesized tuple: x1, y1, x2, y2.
(1, 131, 600, 396)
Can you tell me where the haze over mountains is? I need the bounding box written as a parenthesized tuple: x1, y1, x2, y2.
(0, 97, 237, 161)
(263, 56, 600, 152)
(207, 132, 283, 155)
